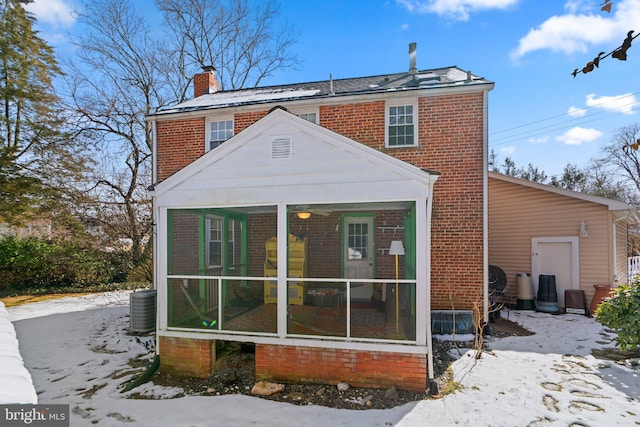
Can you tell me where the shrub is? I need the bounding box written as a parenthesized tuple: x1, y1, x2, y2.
(0, 236, 112, 292)
(595, 279, 640, 351)
(127, 257, 152, 283)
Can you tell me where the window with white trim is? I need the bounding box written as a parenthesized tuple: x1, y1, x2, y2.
(297, 112, 317, 123)
(207, 118, 233, 151)
(293, 108, 319, 124)
(206, 216, 223, 268)
(386, 101, 417, 147)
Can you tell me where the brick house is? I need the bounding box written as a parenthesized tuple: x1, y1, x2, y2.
(147, 44, 494, 392)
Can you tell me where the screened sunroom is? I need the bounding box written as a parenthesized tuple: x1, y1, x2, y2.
(165, 202, 424, 340)
(153, 108, 439, 373)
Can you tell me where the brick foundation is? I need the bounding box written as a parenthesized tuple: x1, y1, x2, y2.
(255, 344, 427, 392)
(159, 336, 216, 378)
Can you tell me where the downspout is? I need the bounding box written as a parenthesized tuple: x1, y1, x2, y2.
(152, 119, 157, 187)
(482, 89, 489, 323)
(426, 182, 435, 382)
(151, 119, 158, 292)
(148, 119, 160, 361)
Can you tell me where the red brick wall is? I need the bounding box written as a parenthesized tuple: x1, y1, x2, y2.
(410, 94, 485, 309)
(256, 344, 426, 392)
(322, 96, 485, 308)
(320, 101, 385, 145)
(159, 336, 216, 378)
(157, 118, 206, 181)
(374, 211, 407, 279)
(168, 211, 200, 274)
(288, 213, 341, 278)
(236, 110, 269, 133)
(247, 213, 277, 277)
(156, 92, 485, 309)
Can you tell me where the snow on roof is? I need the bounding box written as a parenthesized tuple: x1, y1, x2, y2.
(167, 88, 321, 112)
(154, 66, 493, 116)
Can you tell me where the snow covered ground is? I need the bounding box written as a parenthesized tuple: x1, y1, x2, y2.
(0, 301, 37, 404)
(6, 292, 640, 426)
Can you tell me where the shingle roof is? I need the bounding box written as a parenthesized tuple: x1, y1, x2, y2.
(155, 66, 493, 115)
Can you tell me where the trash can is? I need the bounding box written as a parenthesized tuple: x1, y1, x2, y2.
(515, 272, 535, 310)
(537, 274, 559, 314)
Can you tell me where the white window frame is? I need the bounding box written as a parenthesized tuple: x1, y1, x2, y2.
(205, 215, 224, 269)
(293, 108, 319, 124)
(385, 99, 418, 148)
(206, 116, 234, 152)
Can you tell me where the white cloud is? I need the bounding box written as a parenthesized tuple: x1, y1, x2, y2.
(499, 146, 516, 155)
(567, 106, 587, 117)
(528, 136, 549, 144)
(585, 93, 637, 115)
(25, 0, 76, 27)
(563, 0, 592, 14)
(511, 0, 640, 59)
(396, 0, 519, 21)
(555, 126, 602, 145)
(400, 23, 410, 31)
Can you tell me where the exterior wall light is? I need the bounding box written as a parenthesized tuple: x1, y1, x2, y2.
(579, 221, 588, 238)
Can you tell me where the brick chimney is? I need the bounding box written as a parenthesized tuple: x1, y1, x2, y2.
(193, 65, 220, 97)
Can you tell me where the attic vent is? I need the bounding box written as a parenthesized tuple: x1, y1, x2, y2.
(271, 135, 293, 160)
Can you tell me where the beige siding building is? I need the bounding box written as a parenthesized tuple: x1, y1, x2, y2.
(488, 172, 638, 308)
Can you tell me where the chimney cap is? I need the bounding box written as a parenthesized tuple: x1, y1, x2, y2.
(201, 65, 217, 73)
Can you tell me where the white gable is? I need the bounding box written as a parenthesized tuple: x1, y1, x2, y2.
(154, 108, 438, 208)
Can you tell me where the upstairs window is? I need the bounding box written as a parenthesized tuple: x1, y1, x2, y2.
(208, 118, 233, 151)
(298, 112, 317, 123)
(386, 102, 417, 147)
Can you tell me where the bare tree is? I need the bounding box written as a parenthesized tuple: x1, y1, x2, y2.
(158, 0, 299, 92)
(600, 124, 640, 204)
(64, 0, 299, 269)
(64, 0, 165, 265)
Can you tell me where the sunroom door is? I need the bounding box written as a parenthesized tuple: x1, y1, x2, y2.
(343, 216, 374, 300)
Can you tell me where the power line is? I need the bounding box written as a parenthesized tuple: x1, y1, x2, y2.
(490, 91, 640, 137)
(489, 93, 640, 147)
(491, 102, 640, 146)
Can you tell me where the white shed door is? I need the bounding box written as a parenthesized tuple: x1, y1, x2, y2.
(532, 237, 579, 308)
(343, 216, 374, 300)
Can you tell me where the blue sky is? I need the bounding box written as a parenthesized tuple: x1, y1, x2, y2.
(27, 0, 640, 178)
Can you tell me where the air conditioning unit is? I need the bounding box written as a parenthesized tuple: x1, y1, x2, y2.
(129, 290, 157, 334)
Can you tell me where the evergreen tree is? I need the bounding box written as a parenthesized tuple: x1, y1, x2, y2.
(0, 0, 86, 224)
